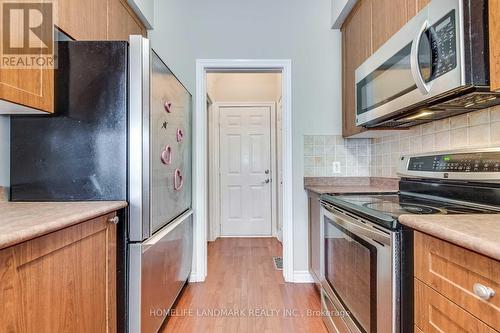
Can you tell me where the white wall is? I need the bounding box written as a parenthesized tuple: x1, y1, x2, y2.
(150, 0, 342, 273)
(128, 0, 154, 28)
(0, 116, 9, 187)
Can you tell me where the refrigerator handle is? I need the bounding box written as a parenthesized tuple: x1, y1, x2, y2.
(174, 168, 184, 191)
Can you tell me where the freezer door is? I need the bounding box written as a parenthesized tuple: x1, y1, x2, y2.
(150, 51, 192, 233)
(128, 210, 193, 333)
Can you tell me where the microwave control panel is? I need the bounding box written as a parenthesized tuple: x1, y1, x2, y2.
(428, 10, 457, 80)
(408, 152, 500, 173)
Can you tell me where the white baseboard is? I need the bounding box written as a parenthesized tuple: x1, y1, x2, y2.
(189, 271, 205, 283)
(292, 270, 315, 283)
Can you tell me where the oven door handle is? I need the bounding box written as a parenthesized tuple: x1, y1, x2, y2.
(410, 19, 431, 95)
(322, 203, 391, 247)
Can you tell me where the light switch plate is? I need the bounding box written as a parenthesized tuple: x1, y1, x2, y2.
(332, 161, 341, 174)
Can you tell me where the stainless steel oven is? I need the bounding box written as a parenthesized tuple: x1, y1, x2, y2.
(320, 201, 401, 333)
(355, 0, 500, 128)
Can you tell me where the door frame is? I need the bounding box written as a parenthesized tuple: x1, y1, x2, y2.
(192, 59, 293, 282)
(209, 102, 278, 239)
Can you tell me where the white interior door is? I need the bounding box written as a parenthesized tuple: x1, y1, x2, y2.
(219, 106, 272, 236)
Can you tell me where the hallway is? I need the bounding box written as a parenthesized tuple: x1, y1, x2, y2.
(161, 238, 328, 333)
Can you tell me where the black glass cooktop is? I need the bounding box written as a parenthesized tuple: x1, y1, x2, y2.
(321, 193, 500, 229)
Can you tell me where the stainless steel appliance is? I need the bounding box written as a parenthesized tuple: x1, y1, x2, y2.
(355, 0, 500, 128)
(319, 148, 500, 332)
(10, 36, 193, 333)
(128, 36, 193, 333)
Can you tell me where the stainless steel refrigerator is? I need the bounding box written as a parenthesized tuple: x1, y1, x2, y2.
(10, 36, 193, 333)
(127, 36, 193, 333)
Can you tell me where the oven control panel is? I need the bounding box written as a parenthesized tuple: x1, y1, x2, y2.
(408, 152, 500, 172)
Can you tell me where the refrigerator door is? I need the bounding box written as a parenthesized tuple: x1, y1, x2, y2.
(128, 210, 193, 333)
(129, 36, 192, 241)
(149, 51, 192, 234)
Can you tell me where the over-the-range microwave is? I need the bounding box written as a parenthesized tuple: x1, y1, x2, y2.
(355, 0, 500, 128)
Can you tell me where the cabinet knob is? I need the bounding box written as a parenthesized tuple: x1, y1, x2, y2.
(473, 283, 495, 300)
(108, 216, 120, 224)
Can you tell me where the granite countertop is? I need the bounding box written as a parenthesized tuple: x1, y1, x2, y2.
(304, 177, 399, 194)
(0, 201, 128, 250)
(399, 214, 500, 261)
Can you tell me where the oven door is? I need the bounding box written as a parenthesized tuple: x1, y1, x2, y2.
(320, 202, 399, 333)
(355, 0, 463, 127)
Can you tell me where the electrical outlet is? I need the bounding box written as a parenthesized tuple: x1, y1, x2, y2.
(332, 161, 341, 174)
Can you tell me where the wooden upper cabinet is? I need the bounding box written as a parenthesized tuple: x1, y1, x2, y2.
(56, 0, 108, 40)
(490, 0, 500, 91)
(108, 0, 147, 41)
(371, 0, 409, 52)
(0, 0, 146, 114)
(0, 68, 54, 113)
(341, 0, 372, 137)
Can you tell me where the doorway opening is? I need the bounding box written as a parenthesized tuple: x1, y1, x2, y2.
(192, 60, 293, 282)
(206, 72, 283, 239)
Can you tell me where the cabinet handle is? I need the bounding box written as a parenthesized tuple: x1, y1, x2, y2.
(473, 283, 496, 300)
(108, 216, 120, 224)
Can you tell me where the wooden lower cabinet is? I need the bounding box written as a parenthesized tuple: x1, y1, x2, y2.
(413, 231, 500, 332)
(414, 279, 497, 333)
(0, 212, 117, 333)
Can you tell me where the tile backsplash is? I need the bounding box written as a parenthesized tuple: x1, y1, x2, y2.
(305, 105, 500, 178)
(304, 135, 371, 177)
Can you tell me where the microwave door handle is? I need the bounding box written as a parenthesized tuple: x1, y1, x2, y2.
(411, 20, 431, 95)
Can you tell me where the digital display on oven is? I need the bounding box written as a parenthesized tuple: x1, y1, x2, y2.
(408, 152, 500, 172)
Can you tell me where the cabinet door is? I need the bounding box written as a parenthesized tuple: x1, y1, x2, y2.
(108, 0, 147, 41)
(341, 0, 372, 137)
(308, 192, 321, 284)
(57, 0, 108, 40)
(415, 279, 497, 333)
(0, 0, 55, 114)
(0, 68, 54, 113)
(490, 0, 500, 91)
(0, 213, 117, 333)
(371, 0, 409, 52)
(406, 0, 431, 20)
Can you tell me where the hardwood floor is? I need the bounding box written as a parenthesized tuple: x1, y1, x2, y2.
(161, 238, 328, 333)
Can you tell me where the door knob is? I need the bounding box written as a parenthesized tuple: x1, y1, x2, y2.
(264, 169, 270, 174)
(264, 179, 270, 184)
